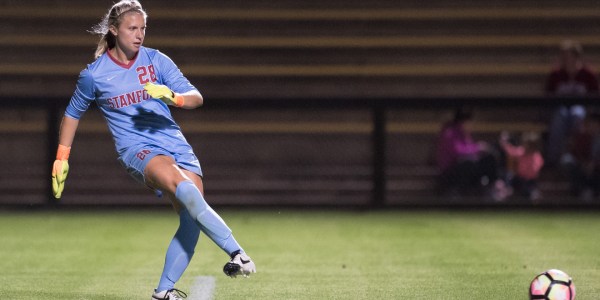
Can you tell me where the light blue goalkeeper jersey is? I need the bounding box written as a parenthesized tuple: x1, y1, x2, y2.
(66, 46, 198, 156)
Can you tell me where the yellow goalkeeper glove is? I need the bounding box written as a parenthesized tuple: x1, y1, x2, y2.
(51, 144, 70, 199)
(144, 82, 184, 107)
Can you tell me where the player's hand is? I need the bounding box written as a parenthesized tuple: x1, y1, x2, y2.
(52, 160, 69, 199)
(51, 144, 71, 199)
(144, 82, 184, 107)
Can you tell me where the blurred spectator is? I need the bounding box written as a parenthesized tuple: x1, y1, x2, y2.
(560, 112, 600, 201)
(544, 40, 599, 166)
(435, 107, 501, 199)
(499, 131, 545, 203)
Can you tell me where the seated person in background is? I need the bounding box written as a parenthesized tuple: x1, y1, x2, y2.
(560, 112, 600, 201)
(545, 40, 599, 96)
(435, 108, 501, 199)
(499, 131, 545, 203)
(545, 39, 599, 166)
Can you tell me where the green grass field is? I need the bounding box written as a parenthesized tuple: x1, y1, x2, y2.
(0, 208, 598, 299)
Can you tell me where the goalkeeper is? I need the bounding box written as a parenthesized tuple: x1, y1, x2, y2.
(51, 1, 255, 299)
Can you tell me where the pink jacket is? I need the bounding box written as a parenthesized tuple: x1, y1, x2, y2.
(436, 122, 480, 172)
(502, 143, 544, 180)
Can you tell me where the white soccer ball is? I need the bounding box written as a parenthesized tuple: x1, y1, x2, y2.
(529, 269, 576, 300)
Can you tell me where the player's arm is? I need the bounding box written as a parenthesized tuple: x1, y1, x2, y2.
(52, 116, 80, 199)
(177, 89, 203, 109)
(144, 82, 203, 109)
(58, 115, 79, 147)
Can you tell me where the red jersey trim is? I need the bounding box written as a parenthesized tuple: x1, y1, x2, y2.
(107, 49, 139, 69)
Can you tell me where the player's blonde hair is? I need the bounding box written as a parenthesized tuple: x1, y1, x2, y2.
(91, 0, 147, 59)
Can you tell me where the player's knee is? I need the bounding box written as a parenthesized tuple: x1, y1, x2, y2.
(145, 155, 187, 193)
(175, 180, 208, 217)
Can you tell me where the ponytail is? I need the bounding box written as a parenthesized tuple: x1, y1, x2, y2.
(93, 34, 116, 59)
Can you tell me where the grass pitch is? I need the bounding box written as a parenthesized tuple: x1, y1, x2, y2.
(0, 208, 598, 299)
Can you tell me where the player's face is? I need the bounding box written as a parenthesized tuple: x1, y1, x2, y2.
(112, 12, 146, 57)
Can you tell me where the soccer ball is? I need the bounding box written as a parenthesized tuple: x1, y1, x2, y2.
(530, 269, 576, 300)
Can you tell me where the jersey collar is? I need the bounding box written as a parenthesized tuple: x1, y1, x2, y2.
(107, 48, 139, 69)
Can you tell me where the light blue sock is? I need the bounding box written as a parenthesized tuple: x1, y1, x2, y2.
(157, 208, 201, 292)
(175, 180, 243, 255)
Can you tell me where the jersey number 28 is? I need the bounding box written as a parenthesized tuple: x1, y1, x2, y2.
(137, 65, 157, 84)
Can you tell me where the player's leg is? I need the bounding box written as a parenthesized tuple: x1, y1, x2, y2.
(147, 156, 202, 298)
(118, 151, 197, 298)
(145, 155, 255, 277)
(145, 155, 238, 252)
(153, 201, 201, 296)
(178, 169, 244, 253)
(180, 169, 256, 277)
